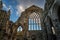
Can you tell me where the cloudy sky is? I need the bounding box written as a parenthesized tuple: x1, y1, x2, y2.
(2, 0, 45, 22)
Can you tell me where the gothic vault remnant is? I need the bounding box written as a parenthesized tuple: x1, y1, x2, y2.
(44, 0, 60, 40)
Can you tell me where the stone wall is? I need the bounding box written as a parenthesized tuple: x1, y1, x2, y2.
(44, 0, 60, 40)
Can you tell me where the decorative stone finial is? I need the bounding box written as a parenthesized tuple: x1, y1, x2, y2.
(7, 8, 10, 18)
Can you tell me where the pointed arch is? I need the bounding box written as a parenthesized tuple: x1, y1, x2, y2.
(16, 5, 43, 31)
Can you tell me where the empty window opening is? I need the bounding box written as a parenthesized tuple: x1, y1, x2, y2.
(28, 12, 42, 30)
(17, 26, 22, 32)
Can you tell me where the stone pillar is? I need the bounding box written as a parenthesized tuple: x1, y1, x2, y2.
(41, 17, 48, 40)
(44, 16, 53, 40)
(22, 18, 29, 40)
(23, 23, 28, 39)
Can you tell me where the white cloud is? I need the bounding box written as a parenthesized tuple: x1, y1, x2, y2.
(16, 0, 45, 16)
(19, 6, 25, 12)
(16, 11, 20, 16)
(3, 3, 6, 7)
(3, 3, 8, 10)
(3, 3, 12, 12)
(16, 5, 25, 16)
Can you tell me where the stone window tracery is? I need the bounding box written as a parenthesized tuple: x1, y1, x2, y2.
(28, 12, 41, 30)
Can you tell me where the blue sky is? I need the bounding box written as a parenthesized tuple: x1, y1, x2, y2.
(2, 0, 45, 22)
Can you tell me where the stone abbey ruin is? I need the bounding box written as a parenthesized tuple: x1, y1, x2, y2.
(0, 0, 60, 40)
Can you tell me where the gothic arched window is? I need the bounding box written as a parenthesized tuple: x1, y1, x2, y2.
(17, 26, 22, 32)
(28, 12, 42, 30)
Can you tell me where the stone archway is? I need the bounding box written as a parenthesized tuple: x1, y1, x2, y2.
(11, 23, 25, 40)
